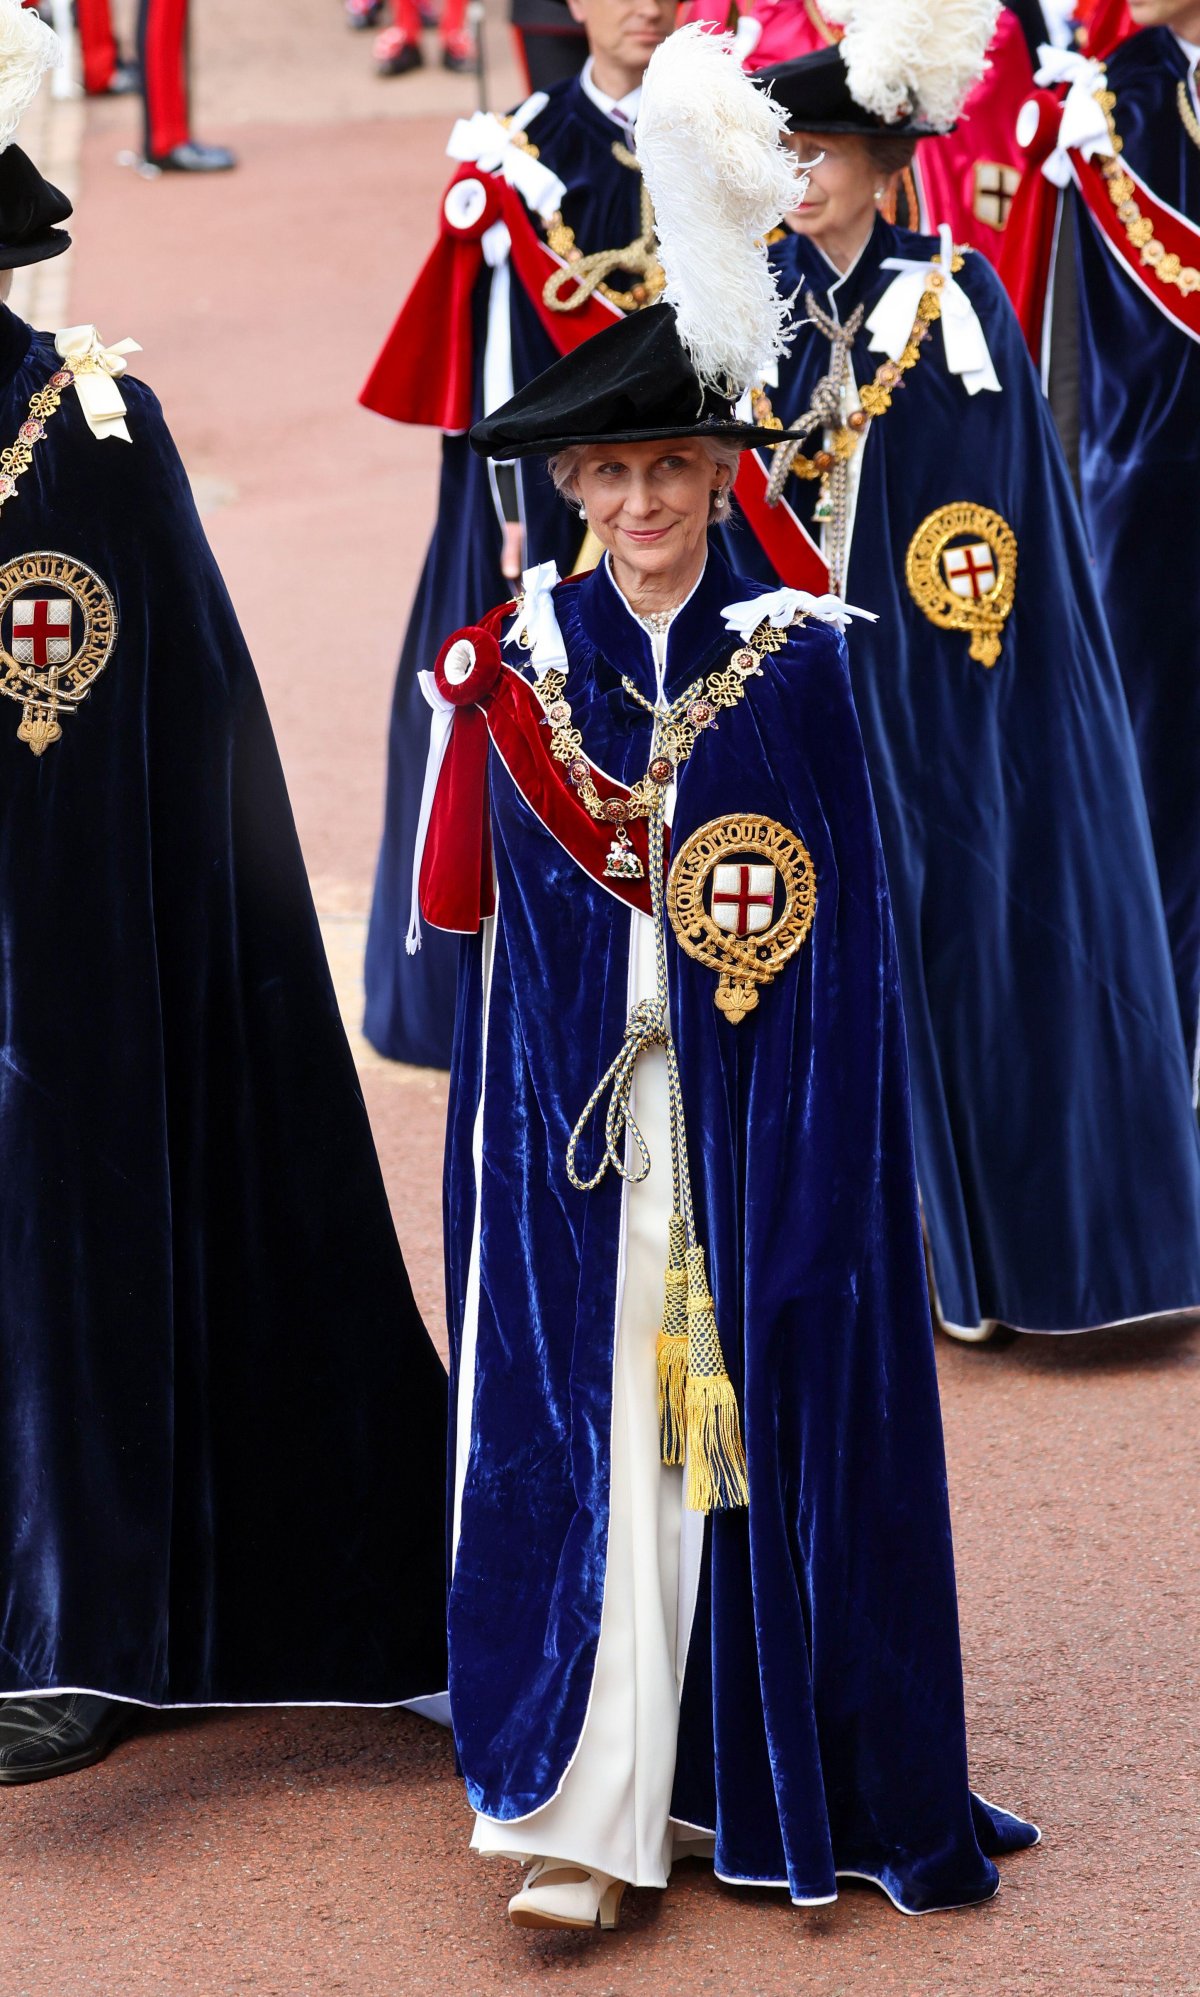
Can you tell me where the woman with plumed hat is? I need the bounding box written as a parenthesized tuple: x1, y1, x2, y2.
(719, 0, 1200, 1344)
(412, 23, 1036, 1934)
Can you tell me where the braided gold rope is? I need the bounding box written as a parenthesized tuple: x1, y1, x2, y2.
(565, 697, 748, 1512)
(543, 148, 665, 315)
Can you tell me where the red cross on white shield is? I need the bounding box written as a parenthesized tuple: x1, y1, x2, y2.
(12, 596, 73, 668)
(942, 541, 996, 602)
(710, 862, 776, 937)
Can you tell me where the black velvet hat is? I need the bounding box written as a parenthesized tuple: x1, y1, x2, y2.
(0, 144, 71, 267)
(470, 304, 785, 460)
(758, 46, 946, 138)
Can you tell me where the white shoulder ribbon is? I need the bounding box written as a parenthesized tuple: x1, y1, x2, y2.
(505, 561, 567, 678)
(446, 99, 567, 223)
(54, 325, 142, 442)
(1029, 45, 1111, 189)
(868, 223, 1001, 397)
(406, 671, 456, 956)
(722, 587, 877, 639)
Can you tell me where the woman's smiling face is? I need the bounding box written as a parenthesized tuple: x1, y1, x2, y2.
(574, 438, 728, 600)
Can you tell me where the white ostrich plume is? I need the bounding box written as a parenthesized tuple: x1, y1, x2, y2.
(635, 26, 804, 398)
(822, 0, 1001, 131)
(0, 0, 61, 154)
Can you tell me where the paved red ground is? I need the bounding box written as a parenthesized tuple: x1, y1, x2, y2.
(2, 8, 1197, 1994)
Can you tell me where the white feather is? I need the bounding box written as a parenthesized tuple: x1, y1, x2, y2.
(0, 0, 61, 154)
(635, 26, 805, 397)
(822, 0, 1000, 130)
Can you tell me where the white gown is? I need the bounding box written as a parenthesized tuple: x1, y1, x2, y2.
(460, 611, 708, 1889)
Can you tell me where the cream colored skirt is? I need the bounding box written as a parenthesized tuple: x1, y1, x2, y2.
(465, 910, 707, 1889)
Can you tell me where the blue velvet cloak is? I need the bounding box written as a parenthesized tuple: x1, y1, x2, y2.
(443, 550, 1035, 1909)
(720, 220, 1200, 1334)
(0, 310, 448, 1705)
(1070, 26, 1200, 1071)
(363, 78, 649, 1067)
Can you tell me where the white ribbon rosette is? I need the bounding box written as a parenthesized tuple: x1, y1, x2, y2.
(53, 325, 142, 442)
(866, 223, 1001, 397)
(1027, 45, 1112, 189)
(723, 588, 877, 637)
(445, 98, 567, 224)
(505, 560, 567, 678)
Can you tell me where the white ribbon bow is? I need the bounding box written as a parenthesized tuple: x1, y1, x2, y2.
(868, 224, 1001, 397)
(53, 325, 142, 442)
(1039, 0, 1077, 51)
(505, 561, 567, 678)
(1031, 46, 1111, 188)
(406, 672, 457, 956)
(446, 98, 567, 223)
(722, 588, 877, 638)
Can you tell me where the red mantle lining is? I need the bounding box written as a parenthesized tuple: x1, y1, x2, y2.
(419, 662, 664, 933)
(1073, 146, 1200, 344)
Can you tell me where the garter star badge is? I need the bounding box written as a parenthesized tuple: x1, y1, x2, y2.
(666, 814, 817, 1024)
(904, 502, 1017, 667)
(0, 551, 118, 755)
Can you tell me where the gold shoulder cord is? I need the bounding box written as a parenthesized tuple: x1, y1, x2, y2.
(1178, 76, 1200, 155)
(542, 142, 665, 315)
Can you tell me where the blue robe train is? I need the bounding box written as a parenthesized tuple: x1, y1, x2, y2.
(0, 309, 448, 1705)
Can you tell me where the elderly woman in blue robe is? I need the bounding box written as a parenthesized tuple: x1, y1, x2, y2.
(408, 27, 1037, 1936)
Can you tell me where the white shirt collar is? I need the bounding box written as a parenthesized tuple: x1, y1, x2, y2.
(580, 55, 643, 133)
(1174, 32, 1200, 68)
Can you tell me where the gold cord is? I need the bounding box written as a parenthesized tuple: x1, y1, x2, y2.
(1096, 82, 1200, 296)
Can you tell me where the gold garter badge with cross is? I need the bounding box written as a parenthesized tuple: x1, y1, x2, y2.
(666, 814, 817, 1024)
(0, 551, 118, 755)
(904, 501, 1017, 667)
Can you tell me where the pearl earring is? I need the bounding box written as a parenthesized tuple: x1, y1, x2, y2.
(874, 187, 885, 203)
(578, 504, 587, 520)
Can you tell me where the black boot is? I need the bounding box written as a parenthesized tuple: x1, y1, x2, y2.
(0, 1695, 132, 1784)
(148, 141, 238, 174)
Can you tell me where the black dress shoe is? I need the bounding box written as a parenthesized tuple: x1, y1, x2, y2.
(149, 141, 238, 173)
(104, 60, 141, 96)
(0, 1695, 132, 1784)
(375, 36, 423, 75)
(441, 44, 479, 73)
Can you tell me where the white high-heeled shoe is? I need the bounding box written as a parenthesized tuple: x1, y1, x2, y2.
(507, 1858, 627, 1931)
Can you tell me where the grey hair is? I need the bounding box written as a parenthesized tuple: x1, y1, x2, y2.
(547, 438, 741, 524)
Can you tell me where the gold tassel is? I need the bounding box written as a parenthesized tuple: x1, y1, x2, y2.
(683, 1243, 749, 1514)
(656, 1212, 689, 1465)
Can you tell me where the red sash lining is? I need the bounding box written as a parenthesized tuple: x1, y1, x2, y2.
(1073, 148, 1200, 345)
(361, 167, 626, 432)
(734, 452, 831, 593)
(419, 664, 662, 934)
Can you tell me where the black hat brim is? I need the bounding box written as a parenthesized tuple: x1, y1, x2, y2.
(757, 47, 946, 138)
(471, 304, 787, 460)
(477, 416, 788, 459)
(0, 226, 71, 270)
